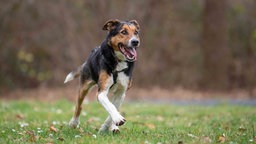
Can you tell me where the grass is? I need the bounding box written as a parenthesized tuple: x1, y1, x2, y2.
(0, 99, 255, 144)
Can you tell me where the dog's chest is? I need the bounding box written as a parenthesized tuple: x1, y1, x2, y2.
(115, 61, 128, 72)
(111, 62, 129, 91)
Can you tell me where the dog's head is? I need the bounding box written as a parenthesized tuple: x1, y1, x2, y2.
(103, 19, 140, 62)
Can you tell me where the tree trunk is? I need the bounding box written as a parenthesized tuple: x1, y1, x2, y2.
(202, 0, 230, 90)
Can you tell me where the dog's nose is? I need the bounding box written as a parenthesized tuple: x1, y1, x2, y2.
(131, 40, 139, 47)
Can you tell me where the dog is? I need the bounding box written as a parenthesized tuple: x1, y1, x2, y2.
(64, 19, 140, 133)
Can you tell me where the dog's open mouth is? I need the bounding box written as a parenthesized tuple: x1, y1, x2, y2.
(118, 43, 137, 62)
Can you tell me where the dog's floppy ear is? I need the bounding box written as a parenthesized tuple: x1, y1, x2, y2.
(102, 19, 121, 31)
(129, 20, 140, 30)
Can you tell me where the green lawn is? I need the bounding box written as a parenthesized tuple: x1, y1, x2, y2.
(0, 99, 255, 144)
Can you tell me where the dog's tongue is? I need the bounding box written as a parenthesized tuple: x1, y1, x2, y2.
(129, 48, 137, 59)
(119, 45, 137, 61)
(126, 47, 137, 61)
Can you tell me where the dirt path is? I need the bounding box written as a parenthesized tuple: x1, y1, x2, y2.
(1, 85, 255, 104)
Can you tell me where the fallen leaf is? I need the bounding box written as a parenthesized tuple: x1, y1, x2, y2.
(16, 114, 24, 119)
(79, 128, 84, 133)
(26, 131, 36, 142)
(238, 126, 246, 131)
(50, 125, 58, 132)
(84, 132, 92, 137)
(145, 123, 155, 129)
(57, 137, 64, 141)
(218, 136, 225, 143)
(157, 134, 163, 138)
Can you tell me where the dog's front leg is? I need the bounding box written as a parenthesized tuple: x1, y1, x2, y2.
(97, 71, 126, 127)
(99, 92, 126, 133)
(99, 73, 129, 133)
(98, 90, 126, 126)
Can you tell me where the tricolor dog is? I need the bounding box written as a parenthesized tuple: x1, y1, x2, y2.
(64, 19, 140, 133)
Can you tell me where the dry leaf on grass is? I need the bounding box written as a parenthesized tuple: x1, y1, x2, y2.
(218, 135, 225, 143)
(145, 123, 155, 129)
(26, 131, 37, 142)
(57, 137, 64, 141)
(238, 126, 246, 131)
(50, 125, 58, 132)
(16, 114, 25, 119)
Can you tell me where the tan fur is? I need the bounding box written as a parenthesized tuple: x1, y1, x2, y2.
(128, 79, 132, 90)
(74, 81, 94, 118)
(98, 70, 111, 92)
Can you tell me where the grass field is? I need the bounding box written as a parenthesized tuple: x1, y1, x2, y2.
(0, 99, 255, 144)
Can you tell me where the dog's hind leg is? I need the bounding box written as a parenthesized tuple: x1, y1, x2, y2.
(98, 116, 112, 133)
(69, 80, 94, 128)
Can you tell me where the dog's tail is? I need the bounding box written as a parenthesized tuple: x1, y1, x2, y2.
(64, 62, 85, 84)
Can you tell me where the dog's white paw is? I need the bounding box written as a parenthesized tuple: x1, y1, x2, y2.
(112, 113, 126, 126)
(69, 117, 79, 128)
(98, 123, 120, 134)
(110, 124, 120, 133)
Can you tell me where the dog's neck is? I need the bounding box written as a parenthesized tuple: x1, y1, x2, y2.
(100, 40, 119, 69)
(100, 40, 133, 73)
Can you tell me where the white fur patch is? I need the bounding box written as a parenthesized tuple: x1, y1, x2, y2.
(110, 122, 119, 131)
(117, 72, 129, 89)
(69, 117, 80, 128)
(116, 61, 128, 72)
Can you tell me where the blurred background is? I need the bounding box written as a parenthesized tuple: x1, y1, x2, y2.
(1, 0, 256, 100)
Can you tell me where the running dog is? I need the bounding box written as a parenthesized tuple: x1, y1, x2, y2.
(64, 19, 140, 133)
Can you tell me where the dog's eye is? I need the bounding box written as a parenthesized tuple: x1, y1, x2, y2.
(121, 30, 128, 35)
(134, 30, 139, 35)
